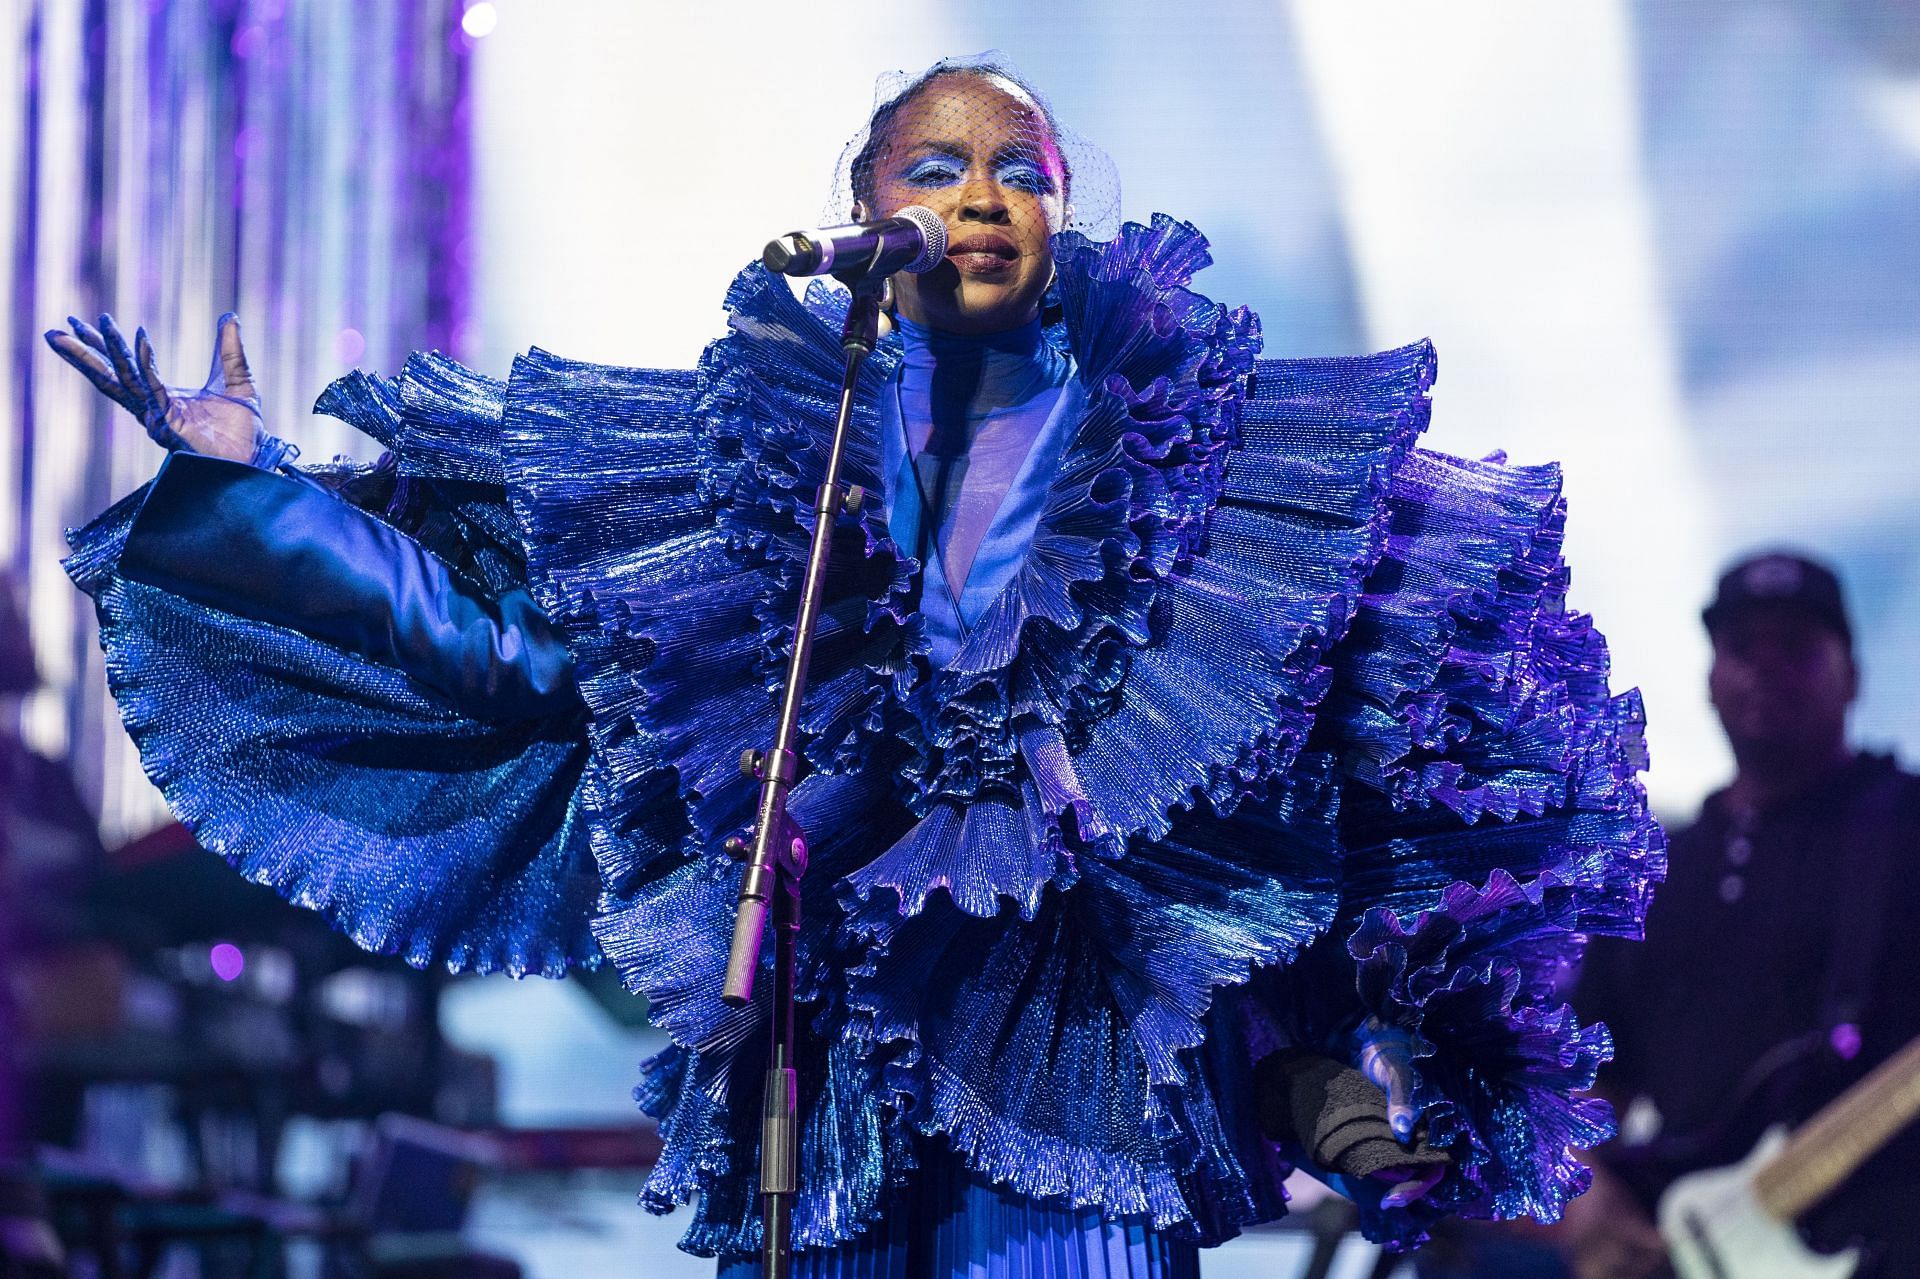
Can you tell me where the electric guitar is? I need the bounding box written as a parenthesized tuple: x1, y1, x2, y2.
(1659, 1032, 1920, 1279)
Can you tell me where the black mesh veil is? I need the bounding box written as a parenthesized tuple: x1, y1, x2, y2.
(823, 52, 1121, 243)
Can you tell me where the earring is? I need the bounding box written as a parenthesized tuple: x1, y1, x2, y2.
(1040, 265, 1063, 327)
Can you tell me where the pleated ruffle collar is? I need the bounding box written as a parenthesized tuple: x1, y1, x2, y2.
(695, 214, 1263, 846)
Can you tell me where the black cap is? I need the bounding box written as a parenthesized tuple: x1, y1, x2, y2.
(1702, 550, 1852, 648)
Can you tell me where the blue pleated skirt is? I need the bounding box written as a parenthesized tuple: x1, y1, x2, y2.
(716, 1145, 1201, 1279)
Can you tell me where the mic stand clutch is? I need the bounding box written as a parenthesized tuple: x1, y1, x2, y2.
(721, 268, 889, 1279)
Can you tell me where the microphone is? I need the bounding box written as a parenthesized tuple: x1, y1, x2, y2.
(762, 206, 947, 278)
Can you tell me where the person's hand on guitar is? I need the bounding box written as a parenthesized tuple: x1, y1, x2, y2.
(44, 312, 288, 467)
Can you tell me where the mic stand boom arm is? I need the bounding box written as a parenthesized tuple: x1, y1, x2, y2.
(720, 269, 888, 1279)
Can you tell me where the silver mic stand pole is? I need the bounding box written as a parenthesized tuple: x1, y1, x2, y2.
(721, 254, 890, 1279)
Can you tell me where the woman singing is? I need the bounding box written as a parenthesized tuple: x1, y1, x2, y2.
(49, 56, 1660, 1277)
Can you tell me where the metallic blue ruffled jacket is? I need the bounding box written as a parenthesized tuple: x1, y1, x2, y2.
(65, 216, 1664, 1255)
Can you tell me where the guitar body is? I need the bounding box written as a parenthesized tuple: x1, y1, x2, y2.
(1660, 1127, 1863, 1279)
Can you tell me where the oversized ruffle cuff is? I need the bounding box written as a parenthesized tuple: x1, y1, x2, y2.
(1266, 446, 1668, 1248)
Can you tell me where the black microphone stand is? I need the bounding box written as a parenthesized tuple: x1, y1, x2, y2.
(720, 261, 890, 1279)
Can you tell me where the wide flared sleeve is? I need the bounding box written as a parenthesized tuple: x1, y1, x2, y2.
(63, 357, 607, 977)
(1254, 441, 1667, 1248)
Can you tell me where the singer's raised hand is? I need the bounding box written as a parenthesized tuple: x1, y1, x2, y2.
(45, 312, 266, 464)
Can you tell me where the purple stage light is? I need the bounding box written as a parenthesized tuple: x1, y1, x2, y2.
(210, 942, 246, 983)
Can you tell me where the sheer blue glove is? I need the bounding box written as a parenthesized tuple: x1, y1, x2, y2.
(44, 312, 293, 468)
(1351, 1016, 1447, 1207)
(1353, 1014, 1420, 1141)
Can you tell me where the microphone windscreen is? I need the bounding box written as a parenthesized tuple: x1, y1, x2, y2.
(894, 206, 947, 273)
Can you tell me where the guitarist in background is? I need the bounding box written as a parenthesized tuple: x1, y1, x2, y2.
(1568, 551, 1920, 1278)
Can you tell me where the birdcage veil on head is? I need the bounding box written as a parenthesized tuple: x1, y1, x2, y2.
(825, 52, 1121, 242)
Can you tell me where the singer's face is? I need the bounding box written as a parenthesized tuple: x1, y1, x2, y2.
(868, 75, 1066, 335)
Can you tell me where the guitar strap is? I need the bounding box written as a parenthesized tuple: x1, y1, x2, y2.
(1817, 761, 1909, 1037)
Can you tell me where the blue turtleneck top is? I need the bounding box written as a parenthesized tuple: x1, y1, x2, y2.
(880, 314, 1081, 670)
